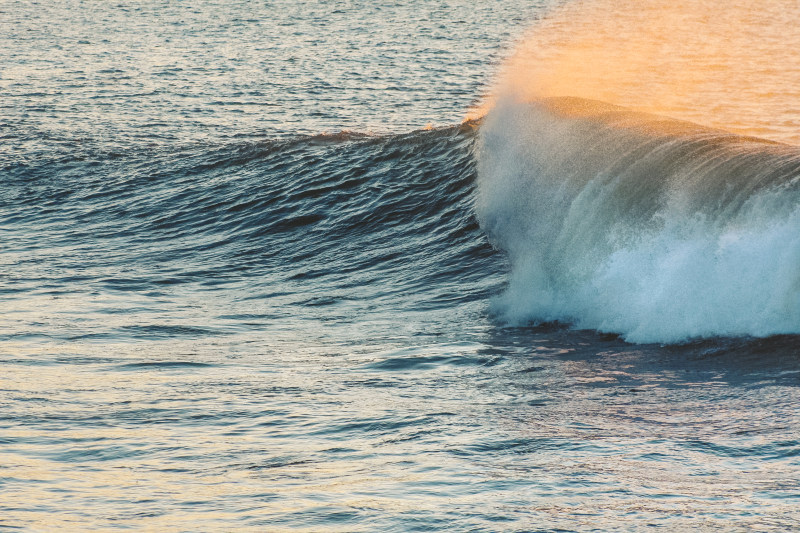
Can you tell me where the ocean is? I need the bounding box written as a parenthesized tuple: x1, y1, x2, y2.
(2, 0, 799, 530)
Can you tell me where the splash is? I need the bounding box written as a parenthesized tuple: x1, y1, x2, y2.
(473, 0, 800, 144)
(476, 98, 800, 343)
(473, 0, 800, 342)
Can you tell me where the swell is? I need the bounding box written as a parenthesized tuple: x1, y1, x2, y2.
(477, 97, 800, 343)
(2, 124, 502, 339)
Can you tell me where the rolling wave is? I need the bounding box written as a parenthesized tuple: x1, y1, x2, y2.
(477, 97, 800, 342)
(8, 98, 800, 345)
(3, 124, 501, 343)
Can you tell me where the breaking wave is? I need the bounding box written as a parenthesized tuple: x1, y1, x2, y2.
(476, 97, 800, 342)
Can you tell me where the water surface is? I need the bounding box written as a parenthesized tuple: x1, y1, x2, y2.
(2, 0, 799, 530)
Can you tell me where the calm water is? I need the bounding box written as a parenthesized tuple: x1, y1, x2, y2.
(2, 0, 800, 530)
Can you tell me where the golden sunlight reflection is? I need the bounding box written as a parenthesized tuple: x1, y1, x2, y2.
(472, 0, 800, 144)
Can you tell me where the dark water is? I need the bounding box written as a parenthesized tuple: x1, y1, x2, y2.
(2, 0, 800, 530)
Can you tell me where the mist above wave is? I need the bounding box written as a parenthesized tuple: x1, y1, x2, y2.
(471, 0, 800, 145)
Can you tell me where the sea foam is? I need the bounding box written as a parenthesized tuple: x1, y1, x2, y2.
(476, 97, 800, 343)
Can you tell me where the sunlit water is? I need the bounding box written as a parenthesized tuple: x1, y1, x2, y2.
(2, 0, 800, 531)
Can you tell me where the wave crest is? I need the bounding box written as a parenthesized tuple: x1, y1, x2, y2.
(477, 97, 800, 343)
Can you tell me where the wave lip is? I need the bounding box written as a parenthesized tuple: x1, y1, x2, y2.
(477, 97, 800, 343)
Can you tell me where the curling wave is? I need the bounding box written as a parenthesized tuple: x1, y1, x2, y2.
(476, 97, 800, 343)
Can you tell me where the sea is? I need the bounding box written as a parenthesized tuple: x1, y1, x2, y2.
(2, 0, 800, 530)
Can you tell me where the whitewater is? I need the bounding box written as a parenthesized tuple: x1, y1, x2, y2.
(2, 0, 799, 530)
(478, 97, 800, 342)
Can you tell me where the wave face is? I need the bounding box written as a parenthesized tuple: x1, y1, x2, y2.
(3, 124, 503, 345)
(477, 97, 800, 343)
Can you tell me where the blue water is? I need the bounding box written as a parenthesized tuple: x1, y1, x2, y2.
(2, 0, 800, 530)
